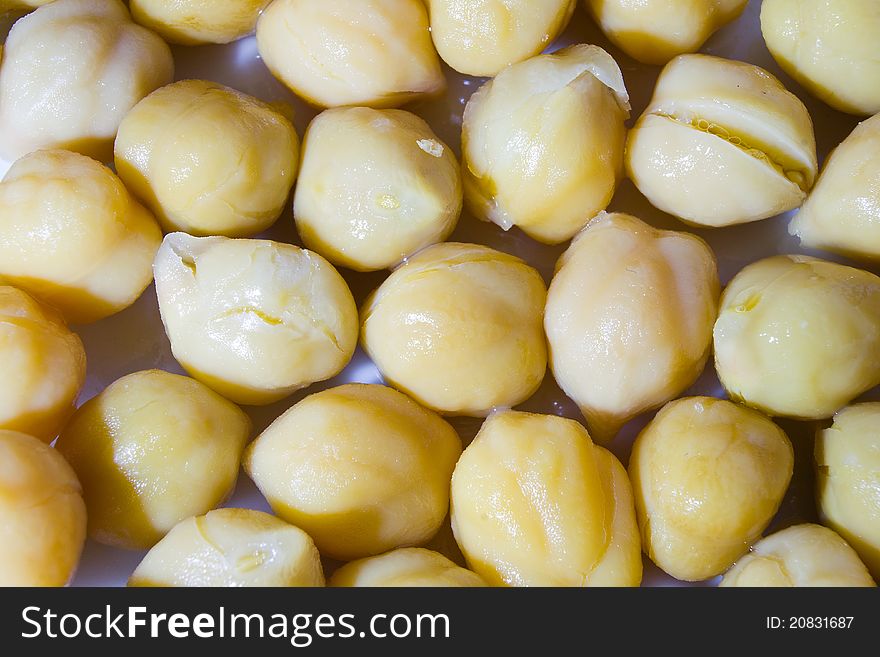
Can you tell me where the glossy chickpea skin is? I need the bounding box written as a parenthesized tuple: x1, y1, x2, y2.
(130, 0, 271, 45)
(0, 287, 85, 442)
(790, 113, 880, 262)
(545, 213, 719, 442)
(115, 80, 299, 238)
(55, 370, 251, 550)
(0, 150, 162, 324)
(360, 243, 547, 416)
(451, 411, 642, 587)
(244, 384, 462, 560)
(463, 44, 630, 244)
(0, 0, 173, 161)
(0, 430, 86, 586)
(816, 403, 880, 579)
(294, 107, 461, 272)
(721, 524, 875, 587)
(761, 0, 880, 116)
(256, 0, 444, 108)
(154, 233, 358, 406)
(626, 54, 817, 227)
(129, 509, 324, 587)
(330, 548, 486, 587)
(427, 0, 576, 77)
(585, 0, 748, 65)
(714, 256, 880, 419)
(630, 397, 793, 581)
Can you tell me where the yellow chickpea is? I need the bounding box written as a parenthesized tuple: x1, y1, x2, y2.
(130, 0, 272, 45)
(55, 370, 251, 549)
(630, 397, 793, 581)
(330, 548, 486, 587)
(0, 430, 86, 586)
(129, 509, 325, 587)
(451, 410, 642, 587)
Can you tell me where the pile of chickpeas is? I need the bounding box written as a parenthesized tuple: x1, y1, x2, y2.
(0, 0, 878, 588)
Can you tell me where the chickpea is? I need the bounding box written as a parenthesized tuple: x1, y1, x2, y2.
(626, 54, 817, 227)
(585, 0, 748, 66)
(463, 44, 630, 244)
(0, 286, 85, 442)
(714, 255, 880, 419)
(256, 0, 444, 108)
(294, 107, 461, 272)
(545, 212, 719, 442)
(153, 233, 358, 406)
(130, 0, 271, 45)
(816, 403, 880, 579)
(721, 524, 875, 587)
(630, 397, 793, 581)
(427, 0, 576, 77)
(115, 80, 299, 238)
(761, 0, 880, 117)
(55, 370, 251, 550)
(0, 430, 86, 586)
(0, 0, 173, 162)
(360, 242, 547, 416)
(129, 509, 324, 587)
(790, 112, 880, 263)
(330, 548, 485, 587)
(0, 149, 162, 324)
(244, 384, 462, 561)
(450, 410, 642, 587)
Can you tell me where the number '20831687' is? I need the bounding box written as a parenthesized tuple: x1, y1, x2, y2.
(766, 617, 854, 629)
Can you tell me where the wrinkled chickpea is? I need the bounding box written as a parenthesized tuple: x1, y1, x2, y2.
(330, 548, 486, 587)
(0, 0, 173, 161)
(294, 107, 461, 272)
(463, 44, 630, 244)
(815, 403, 880, 579)
(626, 54, 817, 227)
(0, 149, 162, 324)
(115, 80, 299, 238)
(545, 212, 719, 442)
(360, 243, 547, 416)
(129, 509, 325, 587)
(256, 0, 444, 108)
(55, 370, 251, 549)
(244, 384, 462, 561)
(451, 410, 642, 587)
(721, 524, 875, 587)
(714, 255, 880, 419)
(153, 233, 358, 406)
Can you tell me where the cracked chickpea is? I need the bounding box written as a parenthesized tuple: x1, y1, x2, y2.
(130, 0, 272, 45)
(451, 410, 642, 587)
(55, 370, 251, 550)
(585, 0, 748, 65)
(360, 243, 547, 416)
(0, 0, 173, 161)
(244, 384, 462, 561)
(714, 256, 880, 419)
(0, 430, 86, 586)
(153, 233, 358, 406)
(761, 0, 880, 116)
(463, 44, 630, 244)
(129, 509, 324, 587)
(545, 212, 719, 443)
(115, 80, 299, 238)
(630, 397, 793, 581)
(427, 0, 576, 77)
(816, 403, 880, 579)
(626, 54, 817, 227)
(721, 524, 875, 587)
(0, 149, 162, 324)
(330, 548, 486, 587)
(0, 286, 85, 442)
(294, 107, 461, 272)
(256, 0, 444, 108)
